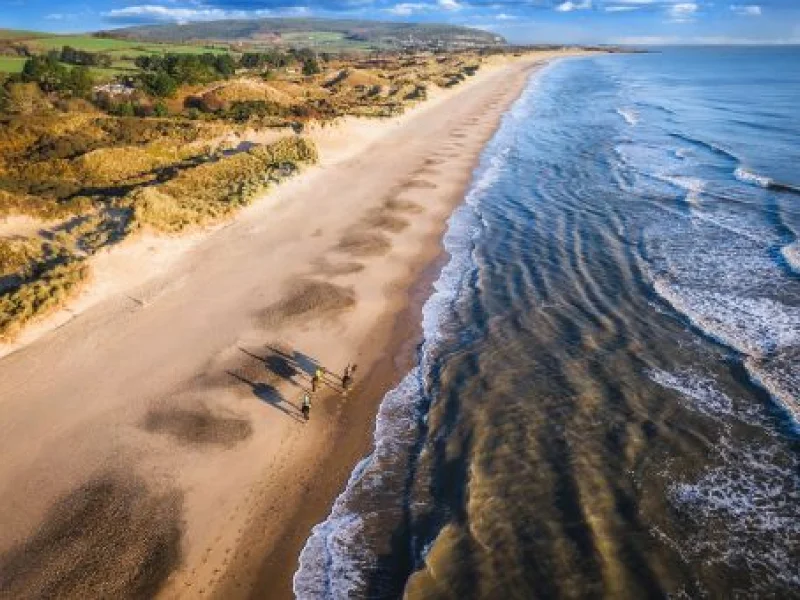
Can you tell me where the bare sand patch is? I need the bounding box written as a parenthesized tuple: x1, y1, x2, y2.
(143, 406, 252, 448)
(336, 230, 391, 257)
(260, 279, 356, 327)
(0, 474, 182, 600)
(315, 259, 365, 277)
(384, 197, 424, 214)
(362, 209, 410, 233)
(405, 179, 438, 190)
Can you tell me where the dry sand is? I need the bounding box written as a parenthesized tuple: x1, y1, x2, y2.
(0, 51, 588, 599)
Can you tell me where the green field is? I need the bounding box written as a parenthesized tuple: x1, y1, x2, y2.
(27, 35, 139, 51)
(0, 31, 234, 78)
(28, 35, 231, 55)
(0, 28, 48, 41)
(0, 56, 27, 74)
(0, 29, 232, 57)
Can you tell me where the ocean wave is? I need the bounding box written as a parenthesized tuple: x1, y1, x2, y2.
(734, 166, 800, 195)
(652, 281, 800, 358)
(745, 352, 800, 430)
(615, 108, 639, 126)
(663, 175, 704, 208)
(734, 166, 772, 188)
(667, 133, 738, 164)
(648, 368, 775, 430)
(651, 280, 800, 429)
(648, 369, 733, 417)
(781, 241, 800, 274)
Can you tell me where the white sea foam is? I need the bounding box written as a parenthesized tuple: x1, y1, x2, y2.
(648, 368, 770, 429)
(734, 166, 772, 189)
(648, 369, 733, 417)
(644, 187, 800, 428)
(293, 62, 548, 599)
(668, 436, 800, 590)
(781, 241, 800, 274)
(652, 282, 800, 357)
(745, 354, 800, 429)
(664, 175, 704, 208)
(616, 107, 639, 126)
(293, 371, 424, 598)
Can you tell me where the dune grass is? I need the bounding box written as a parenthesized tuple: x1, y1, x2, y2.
(0, 260, 88, 340)
(130, 136, 317, 232)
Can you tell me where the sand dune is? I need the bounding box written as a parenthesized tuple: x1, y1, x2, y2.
(0, 51, 585, 599)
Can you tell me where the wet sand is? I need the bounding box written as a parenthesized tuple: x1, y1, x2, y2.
(0, 51, 586, 598)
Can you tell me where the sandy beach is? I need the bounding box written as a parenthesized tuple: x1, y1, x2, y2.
(0, 51, 583, 599)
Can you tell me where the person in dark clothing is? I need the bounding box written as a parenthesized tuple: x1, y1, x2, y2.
(311, 372, 320, 393)
(301, 393, 311, 421)
(342, 372, 352, 392)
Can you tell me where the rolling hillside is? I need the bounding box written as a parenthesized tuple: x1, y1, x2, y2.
(102, 18, 507, 51)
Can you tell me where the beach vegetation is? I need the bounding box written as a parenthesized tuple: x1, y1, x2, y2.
(0, 260, 88, 340)
(0, 40, 548, 340)
(129, 136, 317, 232)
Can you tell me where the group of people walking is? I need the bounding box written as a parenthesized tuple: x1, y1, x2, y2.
(301, 363, 357, 421)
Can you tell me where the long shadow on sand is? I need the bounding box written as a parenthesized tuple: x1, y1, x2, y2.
(226, 371, 304, 422)
(238, 346, 344, 392)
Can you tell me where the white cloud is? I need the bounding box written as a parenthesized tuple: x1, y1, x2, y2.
(555, 0, 592, 12)
(667, 2, 697, 22)
(730, 4, 761, 16)
(45, 13, 66, 20)
(605, 5, 640, 11)
(386, 2, 428, 15)
(495, 12, 517, 20)
(438, 0, 462, 11)
(104, 5, 275, 23)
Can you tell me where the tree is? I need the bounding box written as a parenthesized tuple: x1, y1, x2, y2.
(214, 54, 236, 78)
(143, 71, 178, 98)
(302, 57, 320, 76)
(65, 66, 93, 96)
(21, 55, 67, 92)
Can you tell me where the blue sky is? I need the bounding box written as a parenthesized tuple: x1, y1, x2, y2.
(2, 0, 799, 44)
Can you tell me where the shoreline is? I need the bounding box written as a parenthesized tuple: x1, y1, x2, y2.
(229, 60, 552, 598)
(0, 51, 589, 599)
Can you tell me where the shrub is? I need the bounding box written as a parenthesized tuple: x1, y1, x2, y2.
(226, 100, 286, 122)
(0, 260, 89, 341)
(302, 57, 321, 77)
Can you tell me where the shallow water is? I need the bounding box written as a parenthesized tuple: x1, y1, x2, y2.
(295, 48, 800, 598)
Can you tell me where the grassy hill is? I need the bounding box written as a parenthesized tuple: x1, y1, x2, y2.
(0, 29, 231, 76)
(102, 18, 506, 51)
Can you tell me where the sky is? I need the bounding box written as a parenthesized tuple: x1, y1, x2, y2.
(1, 0, 799, 44)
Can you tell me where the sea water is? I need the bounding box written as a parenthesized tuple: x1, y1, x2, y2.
(294, 47, 800, 598)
